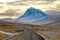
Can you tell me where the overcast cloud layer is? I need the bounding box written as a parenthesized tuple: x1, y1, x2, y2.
(0, 0, 60, 19)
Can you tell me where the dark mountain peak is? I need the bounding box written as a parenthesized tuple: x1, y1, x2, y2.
(21, 7, 47, 17)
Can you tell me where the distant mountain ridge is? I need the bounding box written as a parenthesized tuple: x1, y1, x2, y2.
(0, 18, 15, 22)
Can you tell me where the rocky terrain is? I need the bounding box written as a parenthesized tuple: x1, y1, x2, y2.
(0, 21, 60, 40)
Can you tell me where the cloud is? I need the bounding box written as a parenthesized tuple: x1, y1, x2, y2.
(16, 0, 56, 1)
(0, 9, 18, 16)
(0, 13, 14, 16)
(0, 0, 60, 19)
(0, 0, 15, 2)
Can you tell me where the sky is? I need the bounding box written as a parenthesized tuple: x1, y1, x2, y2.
(0, 0, 60, 19)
